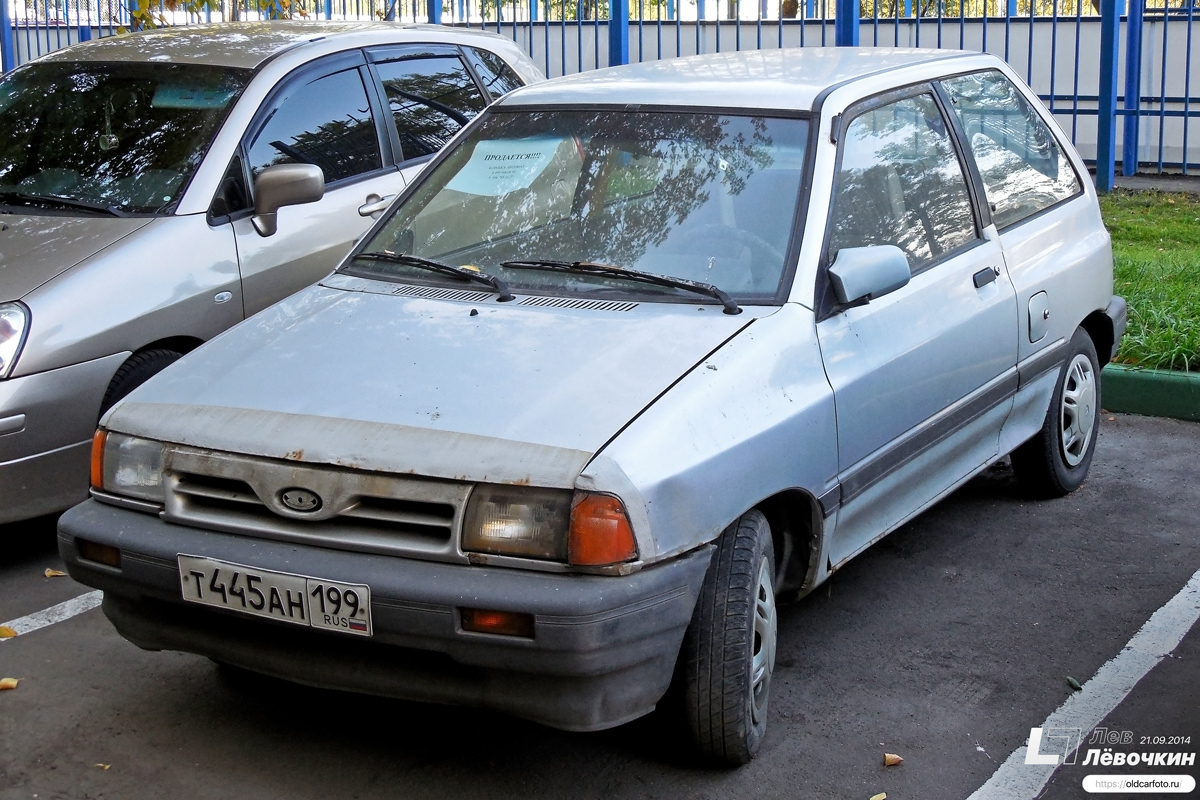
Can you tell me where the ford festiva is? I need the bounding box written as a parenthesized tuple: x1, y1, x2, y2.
(61, 48, 1124, 764)
(0, 21, 540, 524)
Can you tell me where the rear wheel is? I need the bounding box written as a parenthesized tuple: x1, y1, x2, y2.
(1011, 327, 1101, 497)
(99, 348, 182, 417)
(682, 509, 777, 765)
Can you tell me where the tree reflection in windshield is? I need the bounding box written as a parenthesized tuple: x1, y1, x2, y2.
(357, 109, 808, 301)
(0, 61, 249, 214)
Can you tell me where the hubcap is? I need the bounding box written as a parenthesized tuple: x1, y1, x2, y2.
(750, 555, 777, 726)
(1060, 353, 1097, 467)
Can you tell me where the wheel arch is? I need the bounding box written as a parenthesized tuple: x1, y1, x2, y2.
(754, 488, 823, 597)
(1081, 309, 1115, 367)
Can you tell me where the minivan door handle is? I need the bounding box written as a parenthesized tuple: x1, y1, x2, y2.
(973, 266, 999, 289)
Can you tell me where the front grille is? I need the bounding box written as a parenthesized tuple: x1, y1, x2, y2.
(163, 447, 471, 562)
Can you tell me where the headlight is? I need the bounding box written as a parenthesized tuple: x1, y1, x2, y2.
(0, 302, 29, 379)
(463, 485, 638, 566)
(463, 485, 572, 561)
(91, 430, 166, 503)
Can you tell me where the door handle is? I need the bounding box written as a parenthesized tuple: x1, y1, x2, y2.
(973, 266, 999, 289)
(358, 193, 395, 219)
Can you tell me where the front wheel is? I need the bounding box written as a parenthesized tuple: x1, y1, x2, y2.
(681, 509, 777, 766)
(1011, 327, 1101, 497)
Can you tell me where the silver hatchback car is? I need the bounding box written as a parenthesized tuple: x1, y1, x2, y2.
(0, 21, 540, 524)
(63, 48, 1125, 764)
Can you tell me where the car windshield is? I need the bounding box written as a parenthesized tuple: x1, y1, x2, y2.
(0, 61, 251, 215)
(347, 109, 809, 303)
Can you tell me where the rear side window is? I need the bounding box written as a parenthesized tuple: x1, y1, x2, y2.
(465, 47, 525, 99)
(375, 56, 487, 162)
(247, 68, 382, 184)
(829, 92, 978, 272)
(940, 70, 1082, 230)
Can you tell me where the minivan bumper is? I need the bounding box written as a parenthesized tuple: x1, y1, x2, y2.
(59, 500, 713, 732)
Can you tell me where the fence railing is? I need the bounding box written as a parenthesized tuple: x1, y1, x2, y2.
(0, 0, 1195, 184)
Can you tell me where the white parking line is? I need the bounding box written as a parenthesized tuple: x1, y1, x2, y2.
(968, 566, 1200, 800)
(0, 590, 103, 640)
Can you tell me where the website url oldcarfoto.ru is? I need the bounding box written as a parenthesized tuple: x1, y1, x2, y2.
(1083, 774, 1198, 793)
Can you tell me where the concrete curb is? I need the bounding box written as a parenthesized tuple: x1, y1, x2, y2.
(1102, 364, 1200, 422)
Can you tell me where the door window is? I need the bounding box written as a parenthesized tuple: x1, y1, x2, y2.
(247, 68, 382, 184)
(940, 70, 1081, 229)
(374, 56, 487, 162)
(464, 47, 525, 99)
(829, 92, 978, 272)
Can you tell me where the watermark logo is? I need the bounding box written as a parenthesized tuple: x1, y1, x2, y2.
(1025, 727, 1083, 766)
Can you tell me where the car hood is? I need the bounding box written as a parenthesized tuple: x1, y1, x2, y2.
(107, 276, 759, 488)
(0, 213, 154, 299)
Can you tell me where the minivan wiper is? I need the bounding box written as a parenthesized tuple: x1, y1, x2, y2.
(353, 251, 515, 302)
(500, 259, 741, 315)
(0, 191, 126, 217)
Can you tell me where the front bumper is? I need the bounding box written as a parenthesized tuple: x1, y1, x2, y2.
(0, 353, 126, 525)
(59, 500, 714, 732)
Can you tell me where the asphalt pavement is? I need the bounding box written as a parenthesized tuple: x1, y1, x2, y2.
(1, 412, 1198, 800)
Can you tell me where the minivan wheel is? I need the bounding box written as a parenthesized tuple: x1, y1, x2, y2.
(99, 348, 183, 417)
(682, 509, 777, 766)
(1011, 327, 1101, 498)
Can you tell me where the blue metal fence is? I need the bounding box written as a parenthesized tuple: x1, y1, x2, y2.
(0, 0, 1196, 183)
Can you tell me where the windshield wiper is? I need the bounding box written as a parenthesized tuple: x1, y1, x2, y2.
(0, 191, 126, 217)
(500, 259, 741, 315)
(353, 251, 515, 302)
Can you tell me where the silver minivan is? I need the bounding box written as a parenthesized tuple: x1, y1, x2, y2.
(0, 21, 541, 524)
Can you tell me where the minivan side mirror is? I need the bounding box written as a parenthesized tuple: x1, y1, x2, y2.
(251, 163, 325, 237)
(827, 245, 911, 305)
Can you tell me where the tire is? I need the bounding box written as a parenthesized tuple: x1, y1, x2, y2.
(99, 348, 182, 417)
(1010, 327, 1101, 498)
(682, 509, 778, 766)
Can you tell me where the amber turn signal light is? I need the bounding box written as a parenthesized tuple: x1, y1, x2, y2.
(77, 538, 121, 568)
(460, 608, 534, 638)
(568, 493, 638, 566)
(90, 430, 107, 490)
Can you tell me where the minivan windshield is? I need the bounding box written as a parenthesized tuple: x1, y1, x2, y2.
(0, 61, 250, 215)
(348, 109, 809, 304)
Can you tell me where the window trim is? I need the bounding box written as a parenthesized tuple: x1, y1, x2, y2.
(815, 82, 988, 321)
(934, 67, 1086, 235)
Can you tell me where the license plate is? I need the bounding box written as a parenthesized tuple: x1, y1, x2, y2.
(178, 555, 373, 637)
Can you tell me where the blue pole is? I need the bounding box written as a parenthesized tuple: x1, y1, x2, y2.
(427, 0, 441, 21)
(1096, 0, 1120, 192)
(530, 0, 537, 20)
(903, 0, 910, 16)
(0, 0, 12, 72)
(835, 0, 857, 44)
(1006, 0, 1015, 16)
(1121, 0, 1143, 176)
(608, 0, 628, 64)
(324, 0, 332, 17)
(697, 0, 705, 19)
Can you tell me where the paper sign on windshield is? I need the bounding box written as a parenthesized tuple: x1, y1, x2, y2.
(446, 137, 563, 197)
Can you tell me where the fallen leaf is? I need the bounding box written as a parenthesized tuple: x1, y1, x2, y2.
(93, 764, 111, 771)
(44, 568, 66, 578)
(884, 752, 904, 766)
(0, 678, 18, 690)
(870, 793, 887, 800)
(1067, 676, 1082, 691)
(0, 626, 16, 639)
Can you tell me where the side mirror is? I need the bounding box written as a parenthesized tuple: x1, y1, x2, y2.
(827, 245, 911, 305)
(252, 163, 325, 237)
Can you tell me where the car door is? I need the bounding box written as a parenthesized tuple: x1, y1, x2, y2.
(230, 51, 405, 317)
(815, 87, 1019, 568)
(365, 44, 493, 188)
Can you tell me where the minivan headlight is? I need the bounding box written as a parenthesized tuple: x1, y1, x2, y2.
(92, 430, 166, 504)
(0, 302, 29, 379)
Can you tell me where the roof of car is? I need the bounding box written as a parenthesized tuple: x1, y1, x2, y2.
(498, 47, 977, 112)
(35, 21, 500, 70)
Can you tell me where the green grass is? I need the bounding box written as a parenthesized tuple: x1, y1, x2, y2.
(1099, 189, 1200, 372)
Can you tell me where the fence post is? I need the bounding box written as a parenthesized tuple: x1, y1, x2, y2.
(1096, 0, 1120, 192)
(835, 0, 858, 45)
(427, 0, 442, 22)
(1121, 0, 1143, 176)
(0, 0, 13, 73)
(608, 0, 628, 65)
